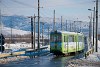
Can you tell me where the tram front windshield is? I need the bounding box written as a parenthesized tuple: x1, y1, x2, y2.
(50, 34, 62, 42)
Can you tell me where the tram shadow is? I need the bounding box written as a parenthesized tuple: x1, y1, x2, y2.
(53, 50, 85, 59)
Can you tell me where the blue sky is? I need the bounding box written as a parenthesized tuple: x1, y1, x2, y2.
(0, 0, 100, 21)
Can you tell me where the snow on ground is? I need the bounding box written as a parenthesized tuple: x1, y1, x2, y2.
(98, 40, 100, 52)
(4, 42, 45, 52)
(85, 40, 100, 61)
(67, 40, 100, 67)
(4, 42, 31, 52)
(85, 53, 100, 62)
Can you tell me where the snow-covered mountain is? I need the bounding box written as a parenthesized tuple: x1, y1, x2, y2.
(1, 15, 53, 35)
(2, 15, 31, 31)
(1, 15, 90, 36)
(1, 27, 30, 35)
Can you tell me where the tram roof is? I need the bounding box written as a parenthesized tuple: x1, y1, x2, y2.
(50, 30, 83, 35)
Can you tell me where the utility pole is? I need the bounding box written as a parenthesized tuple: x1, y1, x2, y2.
(11, 17, 13, 44)
(38, 0, 40, 49)
(53, 10, 55, 31)
(28, 16, 34, 49)
(34, 14, 36, 49)
(61, 16, 62, 31)
(73, 21, 76, 32)
(74, 18, 79, 32)
(74, 21, 76, 32)
(48, 27, 50, 45)
(70, 22, 71, 32)
(0, 9, 2, 53)
(0, 10, 1, 30)
(0, 1, 1, 29)
(95, 0, 98, 52)
(42, 22, 44, 46)
(80, 21, 82, 32)
(31, 17, 33, 49)
(66, 20, 67, 31)
(88, 13, 92, 49)
(93, 7, 95, 48)
(0, 9, 2, 33)
(28, 15, 37, 49)
(88, 7, 96, 49)
(72, 23, 74, 32)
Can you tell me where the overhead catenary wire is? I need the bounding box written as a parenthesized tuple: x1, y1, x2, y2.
(0, 1, 9, 8)
(10, 0, 36, 8)
(1, 0, 37, 8)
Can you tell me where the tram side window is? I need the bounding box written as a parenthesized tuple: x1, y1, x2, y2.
(68, 35, 74, 42)
(64, 36, 67, 42)
(78, 36, 82, 42)
(64, 36, 66, 42)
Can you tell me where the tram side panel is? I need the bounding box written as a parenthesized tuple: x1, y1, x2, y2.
(61, 34, 84, 54)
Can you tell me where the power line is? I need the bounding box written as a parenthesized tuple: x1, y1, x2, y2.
(10, 0, 35, 8)
(1, 0, 37, 8)
(0, 0, 10, 8)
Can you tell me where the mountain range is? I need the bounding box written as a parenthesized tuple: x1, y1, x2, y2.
(1, 15, 90, 36)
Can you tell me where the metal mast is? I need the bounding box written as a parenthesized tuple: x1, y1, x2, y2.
(0, 11, 1, 28)
(42, 22, 44, 46)
(53, 10, 55, 31)
(61, 16, 62, 31)
(48, 27, 50, 45)
(66, 20, 67, 31)
(93, 7, 95, 48)
(38, 0, 40, 49)
(34, 14, 36, 49)
(89, 13, 92, 49)
(95, 0, 98, 52)
(0, 5, 2, 53)
(30, 16, 33, 49)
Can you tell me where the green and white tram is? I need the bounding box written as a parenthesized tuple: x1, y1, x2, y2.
(50, 30, 84, 55)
